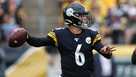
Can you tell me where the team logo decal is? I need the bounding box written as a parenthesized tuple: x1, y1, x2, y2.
(85, 37, 91, 44)
(66, 8, 74, 16)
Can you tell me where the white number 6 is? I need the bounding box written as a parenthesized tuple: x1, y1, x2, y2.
(75, 44, 85, 66)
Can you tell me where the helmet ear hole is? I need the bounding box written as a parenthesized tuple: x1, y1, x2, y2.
(74, 13, 80, 17)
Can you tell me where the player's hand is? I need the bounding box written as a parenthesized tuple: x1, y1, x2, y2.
(100, 46, 116, 54)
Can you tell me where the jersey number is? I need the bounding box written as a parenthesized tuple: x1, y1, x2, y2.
(75, 44, 85, 66)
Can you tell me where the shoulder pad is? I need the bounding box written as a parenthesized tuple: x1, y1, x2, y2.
(92, 32, 102, 45)
(53, 27, 65, 31)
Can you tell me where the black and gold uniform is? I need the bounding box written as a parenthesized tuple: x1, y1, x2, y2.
(27, 27, 111, 77)
(132, 48, 136, 64)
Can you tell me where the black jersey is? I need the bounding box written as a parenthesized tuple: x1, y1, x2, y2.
(49, 28, 103, 77)
(27, 27, 111, 77)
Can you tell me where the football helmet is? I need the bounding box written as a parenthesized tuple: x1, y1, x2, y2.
(63, 3, 92, 28)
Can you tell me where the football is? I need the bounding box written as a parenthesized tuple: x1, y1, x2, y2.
(8, 27, 28, 47)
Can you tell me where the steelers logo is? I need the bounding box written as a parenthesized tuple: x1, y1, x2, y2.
(66, 8, 74, 16)
(85, 37, 91, 44)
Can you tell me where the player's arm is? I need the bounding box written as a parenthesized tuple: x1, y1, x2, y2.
(27, 31, 57, 47)
(92, 33, 115, 59)
(131, 48, 136, 64)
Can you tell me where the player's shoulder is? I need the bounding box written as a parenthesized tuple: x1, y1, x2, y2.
(48, 27, 67, 36)
(47, 26, 65, 32)
(52, 27, 67, 34)
(53, 27, 66, 31)
(85, 29, 102, 44)
(85, 29, 99, 36)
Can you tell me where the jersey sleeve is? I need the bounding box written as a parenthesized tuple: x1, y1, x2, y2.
(47, 31, 58, 46)
(26, 31, 57, 47)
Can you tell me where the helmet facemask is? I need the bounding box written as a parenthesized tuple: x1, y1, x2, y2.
(77, 13, 91, 28)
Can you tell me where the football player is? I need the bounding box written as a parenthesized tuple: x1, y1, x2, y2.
(10, 2, 115, 77)
(132, 48, 136, 64)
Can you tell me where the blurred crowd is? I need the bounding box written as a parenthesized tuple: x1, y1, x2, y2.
(103, 0, 136, 44)
(0, 0, 27, 77)
(0, 0, 25, 42)
(58, 0, 136, 45)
